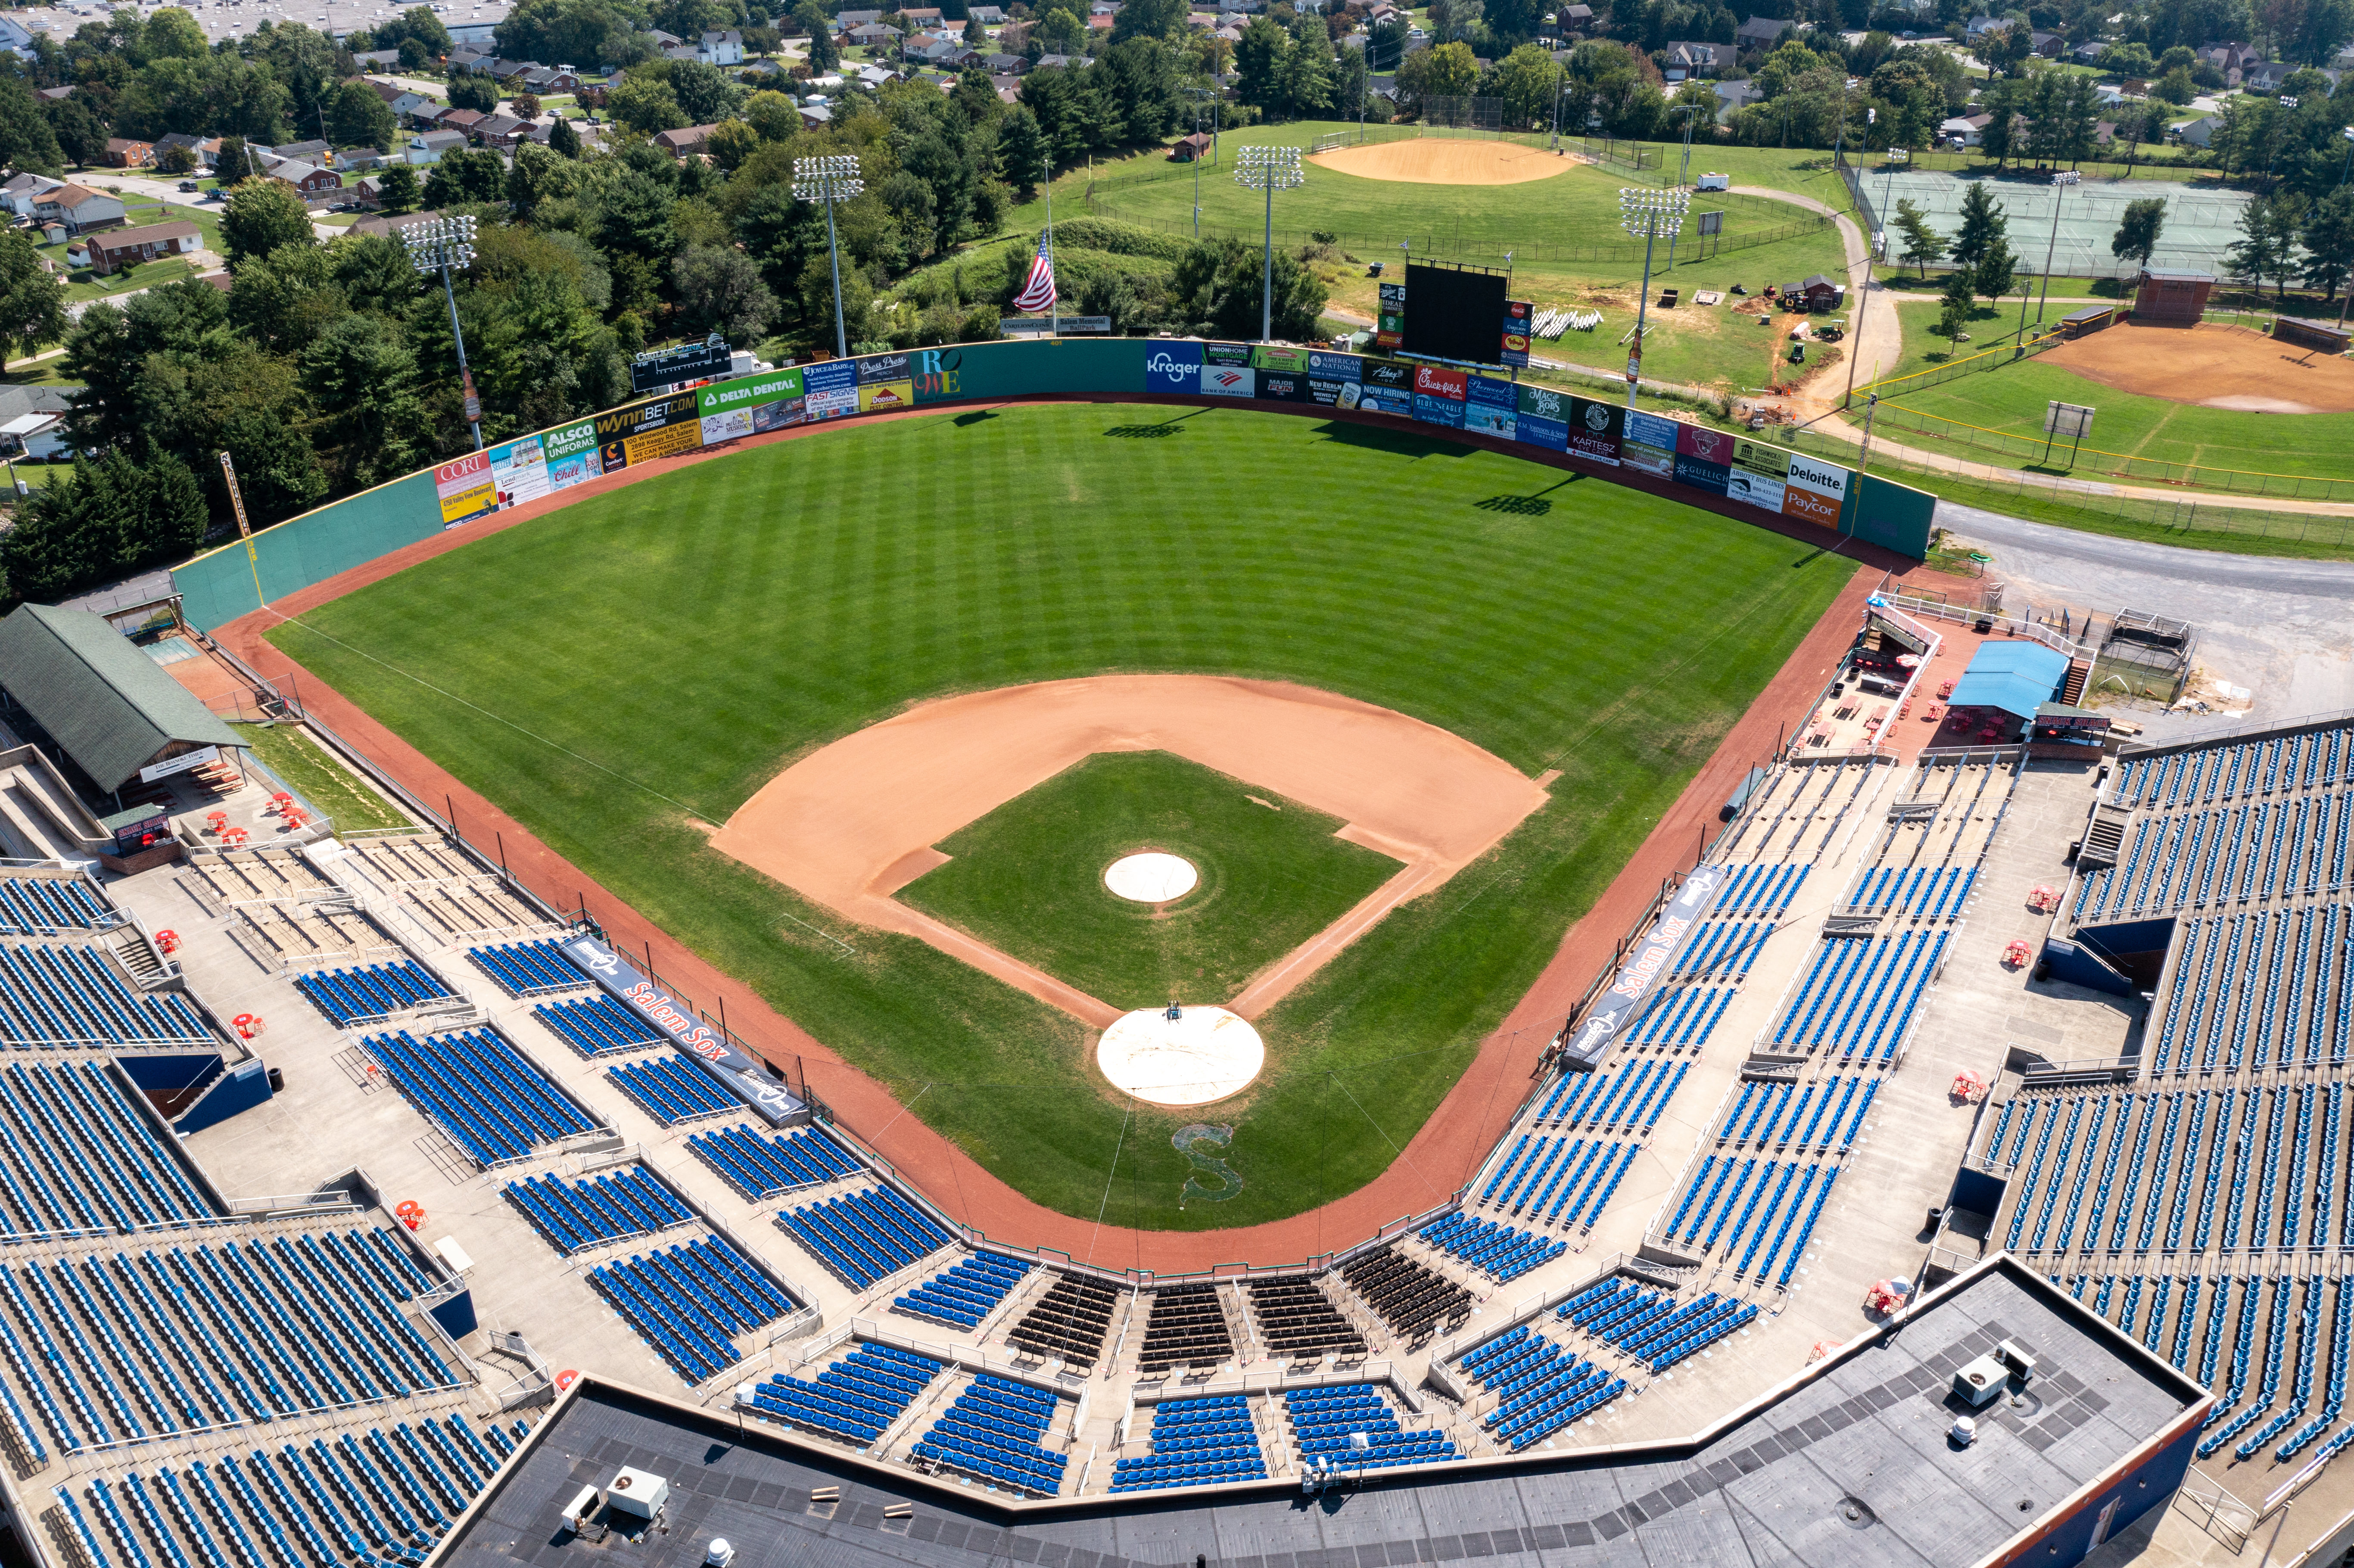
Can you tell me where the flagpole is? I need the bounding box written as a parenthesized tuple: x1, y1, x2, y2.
(1045, 160, 1057, 337)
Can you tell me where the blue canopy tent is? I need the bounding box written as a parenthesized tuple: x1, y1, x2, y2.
(1947, 642, 2071, 740)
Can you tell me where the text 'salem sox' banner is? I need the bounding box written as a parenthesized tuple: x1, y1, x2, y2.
(558, 936, 807, 1123)
(1556, 865, 1725, 1071)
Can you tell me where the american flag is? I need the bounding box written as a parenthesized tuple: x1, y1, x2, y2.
(1012, 231, 1057, 313)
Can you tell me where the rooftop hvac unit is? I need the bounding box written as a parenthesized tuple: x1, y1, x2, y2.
(1952, 1351, 2009, 1408)
(558, 1484, 600, 1532)
(705, 1540, 735, 1567)
(607, 1468, 669, 1519)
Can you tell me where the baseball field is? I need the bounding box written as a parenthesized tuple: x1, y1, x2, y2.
(265, 402, 1851, 1233)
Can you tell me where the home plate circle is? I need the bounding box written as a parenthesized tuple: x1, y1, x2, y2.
(1104, 851, 1199, 903)
(1096, 1007, 1265, 1106)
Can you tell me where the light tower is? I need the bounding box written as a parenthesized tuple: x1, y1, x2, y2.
(794, 155, 866, 360)
(1618, 187, 1689, 410)
(403, 214, 483, 451)
(1234, 145, 1305, 343)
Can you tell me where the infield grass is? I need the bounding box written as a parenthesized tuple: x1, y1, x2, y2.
(900, 751, 1400, 1013)
(268, 403, 1850, 1235)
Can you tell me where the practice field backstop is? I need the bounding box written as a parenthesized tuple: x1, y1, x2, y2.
(170, 338, 1934, 633)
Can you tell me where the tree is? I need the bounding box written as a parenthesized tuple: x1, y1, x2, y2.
(221, 179, 315, 270)
(1978, 89, 2016, 167)
(2227, 193, 2304, 300)
(667, 60, 743, 123)
(41, 93, 108, 168)
(2150, 65, 2195, 103)
(0, 79, 65, 177)
(1491, 43, 1561, 129)
(609, 74, 689, 133)
(1948, 179, 2006, 269)
(423, 147, 508, 206)
(705, 118, 760, 169)
(1937, 261, 1976, 339)
(999, 104, 1047, 190)
(300, 312, 432, 489)
(1892, 196, 1946, 275)
(1171, 234, 1328, 339)
(216, 408, 326, 526)
(804, 21, 840, 72)
(374, 4, 452, 59)
(328, 80, 399, 149)
(1974, 232, 2018, 297)
(154, 142, 199, 176)
(1110, 0, 1186, 42)
(0, 229, 64, 362)
(377, 162, 422, 215)
(550, 115, 584, 158)
(497, 0, 657, 70)
(2111, 196, 2167, 266)
(2301, 188, 2354, 300)
(674, 242, 780, 341)
(2, 448, 209, 603)
(445, 65, 500, 113)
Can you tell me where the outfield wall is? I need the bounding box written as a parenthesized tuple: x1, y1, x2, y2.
(173, 338, 1933, 632)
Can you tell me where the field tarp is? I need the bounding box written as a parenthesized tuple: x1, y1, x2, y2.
(168, 339, 1927, 633)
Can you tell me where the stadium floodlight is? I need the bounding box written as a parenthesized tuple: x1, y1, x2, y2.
(1617, 187, 1689, 411)
(2021, 168, 2082, 342)
(794, 155, 866, 360)
(1234, 145, 1305, 343)
(405, 215, 483, 452)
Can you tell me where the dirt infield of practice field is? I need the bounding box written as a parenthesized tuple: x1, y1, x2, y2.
(1307, 138, 1578, 186)
(707, 675, 1551, 1028)
(2044, 320, 2354, 413)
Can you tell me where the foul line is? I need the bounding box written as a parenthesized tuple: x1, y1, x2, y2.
(1087, 1105, 1133, 1263)
(1330, 1072, 1445, 1204)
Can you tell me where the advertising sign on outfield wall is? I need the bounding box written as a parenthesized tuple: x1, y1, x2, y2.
(542, 419, 604, 491)
(1463, 373, 1517, 439)
(803, 359, 860, 420)
(488, 434, 551, 510)
(1145, 341, 1202, 392)
(856, 351, 915, 414)
(1564, 395, 1624, 465)
(434, 451, 498, 526)
(1359, 360, 1414, 414)
(1500, 300, 1532, 368)
(1202, 342, 1256, 398)
(1620, 408, 1677, 476)
(1411, 363, 1467, 428)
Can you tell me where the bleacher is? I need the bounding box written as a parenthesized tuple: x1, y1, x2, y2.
(1710, 861, 1810, 919)
(1109, 1394, 1264, 1493)
(740, 1342, 941, 1449)
(0, 1060, 219, 1235)
(0, 872, 115, 934)
(364, 1026, 598, 1166)
(55, 1415, 532, 1568)
(466, 939, 589, 998)
(532, 993, 666, 1058)
(588, 1235, 797, 1385)
(1338, 1244, 1472, 1346)
(1459, 1323, 1625, 1450)
(504, 1166, 694, 1255)
(1282, 1384, 1455, 1472)
(0, 1227, 451, 1455)
(1528, 1056, 1689, 1134)
(778, 1185, 955, 1288)
(1419, 1213, 1566, 1283)
(1244, 1278, 1365, 1362)
(293, 960, 457, 1029)
(2147, 906, 2352, 1075)
(1765, 930, 1950, 1061)
(606, 1052, 741, 1125)
(893, 1252, 1031, 1331)
(0, 942, 214, 1048)
(1713, 1074, 1880, 1155)
(1007, 1273, 1121, 1372)
(1556, 1276, 1758, 1373)
(1661, 1152, 1840, 1286)
(686, 1122, 861, 1200)
(913, 1375, 1070, 1496)
(1136, 1282, 1234, 1375)
(1474, 1134, 1642, 1232)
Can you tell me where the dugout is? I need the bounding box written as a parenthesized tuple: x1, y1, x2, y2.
(2272, 314, 2352, 355)
(2059, 304, 2115, 339)
(2132, 268, 2212, 325)
(0, 603, 240, 805)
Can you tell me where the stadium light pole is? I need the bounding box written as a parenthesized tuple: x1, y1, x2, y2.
(2338, 124, 2354, 188)
(404, 215, 483, 452)
(1619, 187, 1688, 411)
(2022, 168, 2080, 342)
(1185, 87, 1212, 236)
(1236, 145, 1305, 343)
(794, 155, 866, 361)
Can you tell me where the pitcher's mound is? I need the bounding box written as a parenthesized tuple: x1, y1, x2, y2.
(1097, 1006, 1265, 1106)
(2039, 320, 2354, 412)
(1309, 139, 1576, 187)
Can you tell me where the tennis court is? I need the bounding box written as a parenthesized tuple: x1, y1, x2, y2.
(1851, 168, 2250, 277)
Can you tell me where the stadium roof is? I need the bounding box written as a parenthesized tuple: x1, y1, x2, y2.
(1950, 640, 2071, 720)
(433, 1257, 2204, 1568)
(0, 604, 238, 792)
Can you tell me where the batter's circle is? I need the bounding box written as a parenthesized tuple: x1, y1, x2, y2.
(1104, 851, 1199, 903)
(1097, 1007, 1265, 1106)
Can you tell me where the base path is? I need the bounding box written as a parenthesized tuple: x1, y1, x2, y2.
(211, 408, 1893, 1272)
(1308, 139, 1578, 186)
(711, 674, 1549, 1027)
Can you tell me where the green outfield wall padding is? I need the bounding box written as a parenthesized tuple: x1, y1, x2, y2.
(1844, 473, 1937, 560)
(910, 339, 1148, 403)
(177, 470, 442, 632)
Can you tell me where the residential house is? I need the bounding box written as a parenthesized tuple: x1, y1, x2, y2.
(797, 102, 835, 128)
(902, 7, 945, 22)
(74, 219, 201, 276)
(1736, 14, 1794, 49)
(34, 85, 72, 101)
(2029, 28, 2064, 55)
(448, 43, 493, 65)
(1962, 14, 2007, 37)
(0, 386, 73, 460)
(834, 9, 884, 27)
(436, 108, 488, 139)
(0, 172, 59, 217)
(2072, 39, 2105, 60)
(653, 124, 719, 156)
(907, 34, 962, 59)
(984, 50, 1024, 71)
(352, 208, 453, 240)
(969, 6, 1008, 20)
(103, 138, 154, 168)
(648, 28, 684, 46)
(1036, 52, 1083, 67)
(856, 62, 899, 83)
(846, 22, 901, 44)
(33, 184, 125, 235)
(1559, 1, 1593, 26)
(1939, 111, 1993, 144)
(271, 139, 336, 167)
(351, 48, 403, 68)
(390, 90, 436, 123)
(153, 132, 210, 168)
(2175, 112, 2220, 146)
(2244, 59, 2296, 90)
(521, 65, 583, 93)
(340, 146, 395, 171)
(1713, 78, 1762, 121)
(268, 160, 343, 198)
(1661, 39, 1724, 72)
(476, 114, 534, 149)
(406, 130, 469, 164)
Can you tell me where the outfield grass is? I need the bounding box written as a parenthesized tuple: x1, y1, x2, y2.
(268, 404, 1850, 1234)
(900, 751, 1400, 1012)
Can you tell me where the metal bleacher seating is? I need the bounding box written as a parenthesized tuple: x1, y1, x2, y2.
(741, 1341, 942, 1448)
(0, 1059, 220, 1235)
(294, 960, 457, 1029)
(466, 939, 590, 998)
(588, 1235, 797, 1385)
(1110, 1394, 1264, 1492)
(532, 993, 665, 1058)
(1283, 1384, 1455, 1472)
(0, 873, 115, 934)
(364, 1026, 598, 1166)
(1244, 1278, 1366, 1362)
(1557, 1276, 1758, 1372)
(1136, 1282, 1235, 1375)
(1338, 1243, 1473, 1346)
(606, 1052, 740, 1125)
(504, 1166, 694, 1254)
(894, 1251, 1031, 1331)
(1420, 1212, 1566, 1283)
(1663, 1153, 1840, 1287)
(686, 1122, 860, 1200)
(0, 942, 213, 1048)
(779, 1185, 955, 1289)
(1007, 1272, 1121, 1372)
(1459, 1322, 1626, 1450)
(914, 1375, 1070, 1496)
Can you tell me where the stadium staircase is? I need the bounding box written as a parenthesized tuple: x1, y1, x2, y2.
(2061, 658, 2092, 706)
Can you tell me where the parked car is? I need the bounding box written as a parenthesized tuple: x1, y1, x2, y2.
(177, 180, 199, 192)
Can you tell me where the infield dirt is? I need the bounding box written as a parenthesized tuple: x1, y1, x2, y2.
(2041, 320, 2354, 413)
(1306, 139, 1579, 186)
